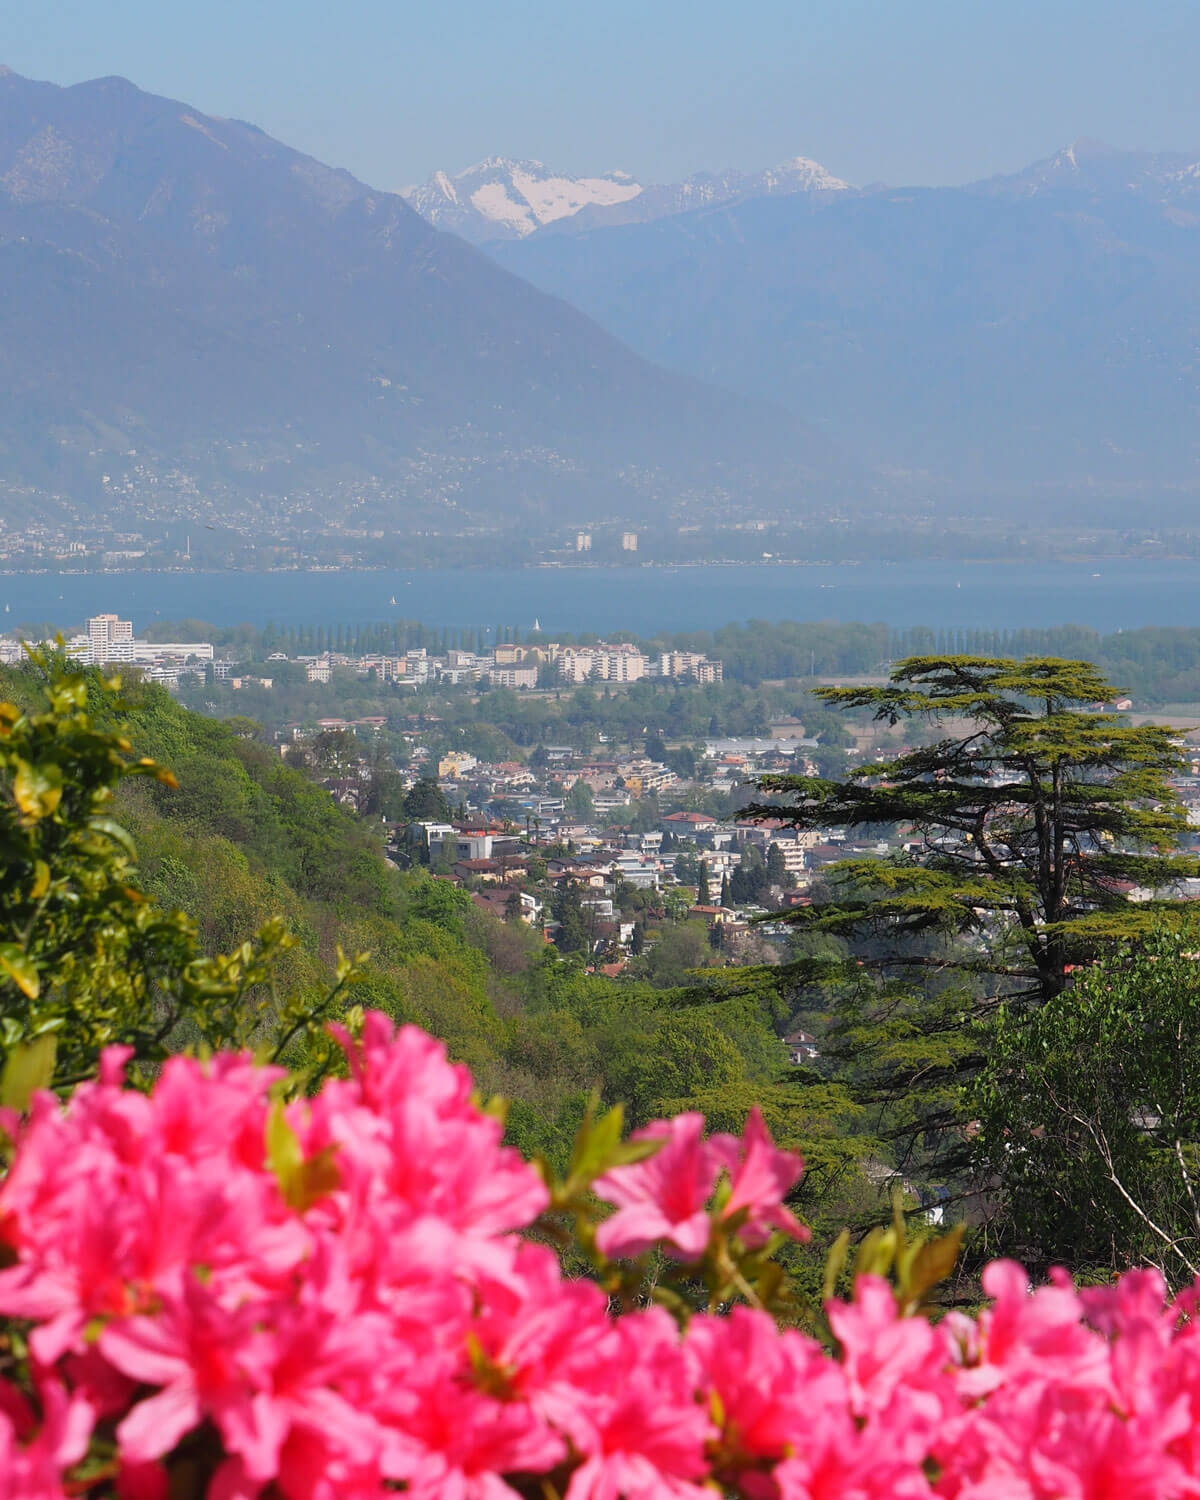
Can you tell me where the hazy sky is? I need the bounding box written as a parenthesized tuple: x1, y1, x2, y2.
(7, 0, 1200, 191)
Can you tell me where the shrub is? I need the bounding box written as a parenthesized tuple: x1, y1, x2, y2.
(2, 1013, 1199, 1499)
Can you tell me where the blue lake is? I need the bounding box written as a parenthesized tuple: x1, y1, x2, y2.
(3, 560, 1200, 635)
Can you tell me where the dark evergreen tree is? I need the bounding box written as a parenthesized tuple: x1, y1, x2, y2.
(403, 778, 451, 822)
(753, 656, 1197, 1005)
(553, 881, 588, 954)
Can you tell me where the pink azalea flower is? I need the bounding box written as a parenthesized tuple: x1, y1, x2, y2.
(826, 1275, 951, 1419)
(380, 1352, 565, 1500)
(710, 1106, 810, 1247)
(593, 1114, 716, 1261)
(5, 1010, 1200, 1500)
(565, 1311, 714, 1500)
(0, 1378, 94, 1500)
(688, 1307, 833, 1471)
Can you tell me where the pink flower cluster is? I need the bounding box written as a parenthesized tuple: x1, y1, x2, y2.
(0, 1014, 1198, 1500)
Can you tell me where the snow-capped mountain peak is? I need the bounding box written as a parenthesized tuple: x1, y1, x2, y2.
(759, 156, 850, 193)
(406, 157, 644, 242)
(979, 139, 1200, 198)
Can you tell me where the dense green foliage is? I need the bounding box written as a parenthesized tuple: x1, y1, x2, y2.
(977, 933, 1200, 1280)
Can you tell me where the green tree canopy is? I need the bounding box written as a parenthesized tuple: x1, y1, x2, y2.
(404, 777, 451, 822)
(976, 930, 1200, 1284)
(565, 779, 596, 819)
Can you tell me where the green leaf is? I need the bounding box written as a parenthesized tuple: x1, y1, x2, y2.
(822, 1228, 852, 1302)
(264, 1099, 340, 1212)
(87, 817, 138, 860)
(1, 1035, 57, 1110)
(899, 1223, 966, 1310)
(12, 760, 63, 820)
(0, 944, 39, 999)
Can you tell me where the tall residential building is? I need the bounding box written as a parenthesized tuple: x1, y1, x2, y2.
(621, 532, 638, 552)
(87, 614, 134, 663)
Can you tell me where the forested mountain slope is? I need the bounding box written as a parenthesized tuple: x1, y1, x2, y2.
(0, 68, 830, 518)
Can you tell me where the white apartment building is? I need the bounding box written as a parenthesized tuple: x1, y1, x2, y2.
(766, 838, 808, 875)
(557, 643, 648, 684)
(655, 651, 723, 683)
(611, 851, 660, 890)
(404, 649, 431, 685)
(88, 613, 133, 661)
(489, 665, 538, 689)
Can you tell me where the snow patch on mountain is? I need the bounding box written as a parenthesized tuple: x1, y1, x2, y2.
(509, 165, 641, 224)
(406, 153, 849, 243)
(406, 157, 643, 242)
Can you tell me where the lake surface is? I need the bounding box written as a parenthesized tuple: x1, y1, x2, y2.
(3, 560, 1200, 635)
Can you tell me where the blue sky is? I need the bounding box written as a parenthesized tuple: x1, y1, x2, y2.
(6, 0, 1199, 190)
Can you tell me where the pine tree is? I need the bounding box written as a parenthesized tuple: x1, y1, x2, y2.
(697, 860, 711, 906)
(752, 655, 1197, 1004)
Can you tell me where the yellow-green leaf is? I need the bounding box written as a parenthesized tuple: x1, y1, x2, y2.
(88, 817, 137, 860)
(13, 761, 63, 820)
(1, 1035, 57, 1110)
(29, 860, 50, 900)
(264, 1099, 340, 1212)
(0, 944, 39, 999)
(899, 1224, 966, 1311)
(822, 1227, 852, 1302)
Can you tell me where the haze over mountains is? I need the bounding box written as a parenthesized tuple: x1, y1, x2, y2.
(0, 67, 823, 529)
(488, 138, 1200, 502)
(2, 63, 1200, 546)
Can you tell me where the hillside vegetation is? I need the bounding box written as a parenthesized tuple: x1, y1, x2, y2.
(0, 664, 873, 1247)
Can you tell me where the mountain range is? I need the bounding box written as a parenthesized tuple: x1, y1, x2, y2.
(0, 68, 825, 527)
(491, 139, 1200, 501)
(405, 155, 849, 244)
(3, 65, 1200, 534)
